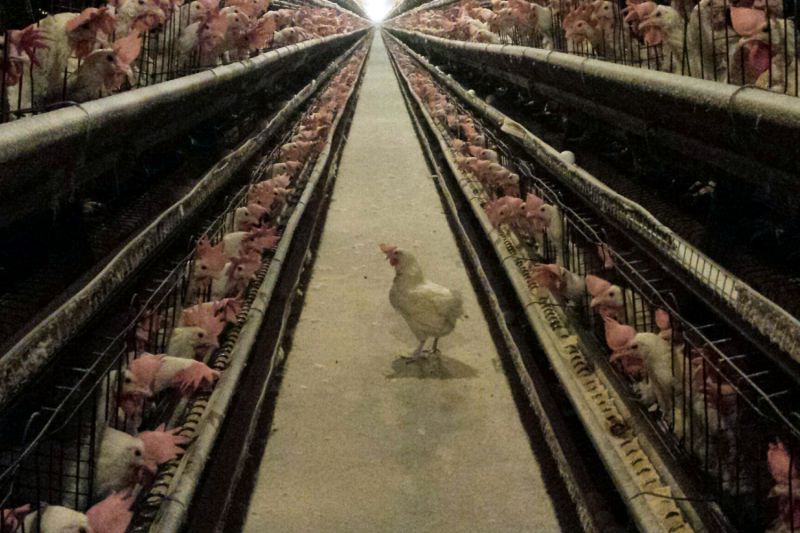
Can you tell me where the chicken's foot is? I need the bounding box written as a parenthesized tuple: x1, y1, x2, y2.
(401, 340, 428, 363)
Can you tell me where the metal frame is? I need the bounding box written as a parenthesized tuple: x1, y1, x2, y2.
(388, 31, 800, 532)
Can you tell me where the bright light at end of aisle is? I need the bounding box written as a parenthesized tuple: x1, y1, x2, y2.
(363, 0, 391, 22)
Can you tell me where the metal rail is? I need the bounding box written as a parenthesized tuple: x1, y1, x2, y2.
(0, 37, 369, 533)
(387, 29, 800, 191)
(387, 31, 800, 532)
(388, 27, 800, 371)
(0, 33, 365, 413)
(0, 29, 367, 229)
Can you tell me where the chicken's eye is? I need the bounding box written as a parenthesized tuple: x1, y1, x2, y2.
(200, 265, 207, 270)
(134, 449, 142, 456)
(139, 0, 145, 4)
(107, 54, 114, 62)
(198, 332, 205, 338)
(655, 11, 661, 16)
(125, 377, 133, 384)
(631, 343, 638, 349)
(608, 291, 615, 297)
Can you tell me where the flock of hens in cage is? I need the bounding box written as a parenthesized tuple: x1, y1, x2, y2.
(392, 0, 798, 92)
(0, 0, 363, 118)
(0, 1, 368, 531)
(391, 38, 800, 532)
(0, 0, 799, 530)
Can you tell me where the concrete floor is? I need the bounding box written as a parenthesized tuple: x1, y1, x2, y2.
(241, 33, 564, 533)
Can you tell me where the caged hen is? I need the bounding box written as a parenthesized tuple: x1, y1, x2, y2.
(379, 244, 463, 361)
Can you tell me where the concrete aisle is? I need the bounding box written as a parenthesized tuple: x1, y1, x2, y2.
(241, 33, 564, 533)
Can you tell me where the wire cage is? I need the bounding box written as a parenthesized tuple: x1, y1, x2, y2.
(0, 61, 350, 528)
(392, 41, 800, 531)
(391, 0, 800, 97)
(0, 0, 366, 124)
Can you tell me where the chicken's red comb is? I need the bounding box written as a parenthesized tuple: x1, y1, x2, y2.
(180, 304, 224, 330)
(87, 492, 133, 533)
(129, 353, 165, 387)
(597, 243, 615, 270)
(139, 424, 190, 466)
(66, 6, 116, 34)
(768, 441, 798, 485)
(248, 14, 277, 49)
(604, 317, 636, 350)
(532, 263, 562, 291)
(171, 361, 220, 395)
(585, 274, 612, 297)
(114, 31, 143, 67)
(525, 192, 545, 211)
(655, 308, 671, 332)
(731, 6, 767, 37)
(1, 504, 31, 531)
(195, 237, 227, 271)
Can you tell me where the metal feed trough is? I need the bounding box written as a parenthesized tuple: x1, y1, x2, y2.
(0, 66, 342, 530)
(392, 39, 800, 532)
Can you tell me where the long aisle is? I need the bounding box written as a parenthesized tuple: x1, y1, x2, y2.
(242, 33, 564, 532)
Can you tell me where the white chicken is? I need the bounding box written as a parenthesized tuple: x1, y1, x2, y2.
(380, 244, 463, 360)
(22, 505, 90, 533)
(165, 326, 218, 359)
(95, 426, 145, 499)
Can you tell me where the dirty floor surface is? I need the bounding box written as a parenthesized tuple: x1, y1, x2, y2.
(241, 33, 564, 533)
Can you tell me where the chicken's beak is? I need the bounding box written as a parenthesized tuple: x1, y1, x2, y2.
(589, 295, 604, 308)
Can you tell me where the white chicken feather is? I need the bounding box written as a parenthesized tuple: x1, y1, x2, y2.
(380, 244, 463, 360)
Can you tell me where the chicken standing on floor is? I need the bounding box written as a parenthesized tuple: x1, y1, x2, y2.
(380, 243, 463, 360)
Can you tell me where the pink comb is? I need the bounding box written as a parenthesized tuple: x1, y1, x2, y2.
(655, 309, 671, 338)
(171, 361, 221, 395)
(10, 25, 49, 67)
(604, 318, 643, 377)
(226, 251, 262, 294)
(585, 275, 612, 297)
(195, 236, 228, 273)
(66, 6, 116, 34)
(87, 492, 133, 533)
(769, 441, 799, 485)
(247, 203, 269, 220)
(220, 297, 243, 323)
(129, 353, 166, 389)
(181, 302, 225, 331)
(114, 31, 143, 68)
(244, 227, 280, 253)
(524, 192, 545, 216)
(532, 264, 562, 292)
(139, 424, 190, 471)
(379, 243, 397, 255)
(731, 6, 767, 37)
(597, 243, 615, 270)
(604, 317, 636, 351)
(272, 174, 292, 188)
(249, 15, 277, 49)
(2, 504, 31, 531)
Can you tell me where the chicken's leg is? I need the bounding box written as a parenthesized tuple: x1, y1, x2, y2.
(401, 339, 428, 363)
(431, 337, 441, 355)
